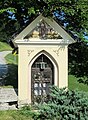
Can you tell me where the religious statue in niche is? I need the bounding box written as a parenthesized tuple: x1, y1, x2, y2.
(25, 20, 62, 39)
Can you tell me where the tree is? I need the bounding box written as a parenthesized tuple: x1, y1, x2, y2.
(68, 41, 88, 85)
(0, 0, 88, 42)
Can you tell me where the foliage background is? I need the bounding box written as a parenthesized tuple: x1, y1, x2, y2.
(0, 0, 88, 42)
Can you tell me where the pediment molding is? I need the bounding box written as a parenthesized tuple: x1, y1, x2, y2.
(14, 14, 75, 44)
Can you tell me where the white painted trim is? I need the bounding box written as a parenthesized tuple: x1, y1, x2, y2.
(43, 16, 75, 43)
(14, 14, 43, 40)
(15, 39, 73, 45)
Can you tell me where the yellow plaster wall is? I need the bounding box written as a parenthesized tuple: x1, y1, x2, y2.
(18, 44, 68, 103)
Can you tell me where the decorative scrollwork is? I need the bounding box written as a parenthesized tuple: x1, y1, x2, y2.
(25, 20, 62, 39)
(53, 48, 60, 56)
(27, 50, 34, 56)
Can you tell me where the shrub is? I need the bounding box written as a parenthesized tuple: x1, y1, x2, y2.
(19, 105, 34, 117)
(33, 86, 88, 120)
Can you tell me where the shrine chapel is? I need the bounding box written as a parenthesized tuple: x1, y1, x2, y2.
(14, 14, 75, 105)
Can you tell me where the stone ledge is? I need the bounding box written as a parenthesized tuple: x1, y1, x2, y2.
(0, 88, 18, 103)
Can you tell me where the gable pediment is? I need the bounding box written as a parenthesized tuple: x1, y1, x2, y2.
(14, 14, 75, 44)
(24, 19, 62, 40)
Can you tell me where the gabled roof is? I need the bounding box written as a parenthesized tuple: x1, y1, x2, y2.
(14, 14, 75, 45)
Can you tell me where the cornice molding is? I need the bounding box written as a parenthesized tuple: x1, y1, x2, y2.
(15, 39, 73, 45)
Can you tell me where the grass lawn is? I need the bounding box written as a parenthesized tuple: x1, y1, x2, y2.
(5, 53, 18, 65)
(0, 42, 12, 51)
(0, 110, 32, 120)
(68, 74, 88, 92)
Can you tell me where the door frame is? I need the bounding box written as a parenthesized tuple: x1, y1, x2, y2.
(31, 54, 54, 103)
(28, 50, 58, 103)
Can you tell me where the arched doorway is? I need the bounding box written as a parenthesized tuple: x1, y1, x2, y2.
(31, 54, 54, 103)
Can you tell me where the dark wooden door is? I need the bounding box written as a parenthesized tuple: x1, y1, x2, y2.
(31, 54, 54, 104)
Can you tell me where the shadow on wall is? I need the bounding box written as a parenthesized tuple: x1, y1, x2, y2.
(0, 64, 18, 88)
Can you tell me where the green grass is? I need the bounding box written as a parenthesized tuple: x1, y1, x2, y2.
(0, 110, 32, 120)
(0, 42, 12, 51)
(5, 53, 18, 64)
(68, 74, 88, 92)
